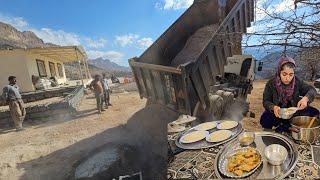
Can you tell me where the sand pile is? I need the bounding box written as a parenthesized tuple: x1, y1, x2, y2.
(171, 24, 219, 67)
(72, 103, 179, 179)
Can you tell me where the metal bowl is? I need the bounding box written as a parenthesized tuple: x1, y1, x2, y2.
(238, 131, 255, 146)
(280, 107, 297, 119)
(264, 144, 288, 166)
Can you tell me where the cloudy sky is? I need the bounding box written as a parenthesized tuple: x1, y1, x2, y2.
(0, 0, 296, 66)
(0, 0, 193, 66)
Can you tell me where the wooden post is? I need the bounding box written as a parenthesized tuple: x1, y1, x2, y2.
(85, 59, 91, 79)
(75, 49, 84, 86)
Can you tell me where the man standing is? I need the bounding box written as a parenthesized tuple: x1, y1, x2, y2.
(89, 75, 105, 113)
(101, 73, 112, 108)
(2, 76, 26, 131)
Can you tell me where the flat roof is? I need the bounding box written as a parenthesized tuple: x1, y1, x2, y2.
(0, 45, 87, 62)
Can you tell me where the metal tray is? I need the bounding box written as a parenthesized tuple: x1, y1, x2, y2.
(175, 121, 243, 150)
(214, 131, 298, 179)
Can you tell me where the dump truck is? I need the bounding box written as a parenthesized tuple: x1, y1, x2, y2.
(71, 0, 258, 179)
(129, 0, 257, 120)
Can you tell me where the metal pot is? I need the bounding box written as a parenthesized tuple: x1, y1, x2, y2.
(290, 116, 320, 144)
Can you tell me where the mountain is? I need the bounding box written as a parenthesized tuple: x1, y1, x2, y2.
(243, 47, 282, 60)
(0, 22, 56, 49)
(255, 48, 305, 79)
(88, 57, 130, 72)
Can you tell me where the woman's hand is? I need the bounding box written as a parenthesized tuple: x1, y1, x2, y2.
(297, 96, 309, 110)
(273, 105, 281, 118)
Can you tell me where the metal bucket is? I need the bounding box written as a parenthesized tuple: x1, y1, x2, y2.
(290, 116, 320, 144)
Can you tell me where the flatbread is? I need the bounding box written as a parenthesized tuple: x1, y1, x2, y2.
(194, 122, 217, 131)
(206, 130, 232, 143)
(218, 121, 238, 130)
(180, 131, 208, 144)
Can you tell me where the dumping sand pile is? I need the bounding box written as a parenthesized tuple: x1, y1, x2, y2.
(171, 24, 219, 67)
(71, 103, 179, 179)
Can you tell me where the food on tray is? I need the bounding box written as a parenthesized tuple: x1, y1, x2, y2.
(227, 147, 261, 176)
(218, 121, 238, 129)
(206, 130, 232, 143)
(194, 122, 217, 131)
(180, 130, 207, 143)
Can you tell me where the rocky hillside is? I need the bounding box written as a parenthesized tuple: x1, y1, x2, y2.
(88, 58, 130, 72)
(255, 49, 306, 79)
(64, 62, 131, 80)
(0, 22, 55, 49)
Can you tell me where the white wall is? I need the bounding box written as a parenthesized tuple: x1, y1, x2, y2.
(26, 53, 67, 84)
(0, 49, 69, 93)
(0, 51, 34, 93)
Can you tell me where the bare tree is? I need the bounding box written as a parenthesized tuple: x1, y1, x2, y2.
(243, 0, 320, 80)
(299, 48, 320, 80)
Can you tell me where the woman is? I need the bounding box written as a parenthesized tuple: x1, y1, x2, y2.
(260, 56, 319, 132)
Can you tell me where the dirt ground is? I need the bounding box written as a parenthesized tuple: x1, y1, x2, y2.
(0, 80, 319, 179)
(0, 91, 146, 180)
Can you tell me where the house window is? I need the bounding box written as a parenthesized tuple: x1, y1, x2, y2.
(57, 63, 64, 77)
(49, 62, 56, 77)
(36, 59, 47, 77)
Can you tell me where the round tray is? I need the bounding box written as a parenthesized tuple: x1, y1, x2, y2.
(214, 131, 298, 179)
(175, 121, 243, 150)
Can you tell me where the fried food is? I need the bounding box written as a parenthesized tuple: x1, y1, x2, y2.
(227, 147, 261, 176)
